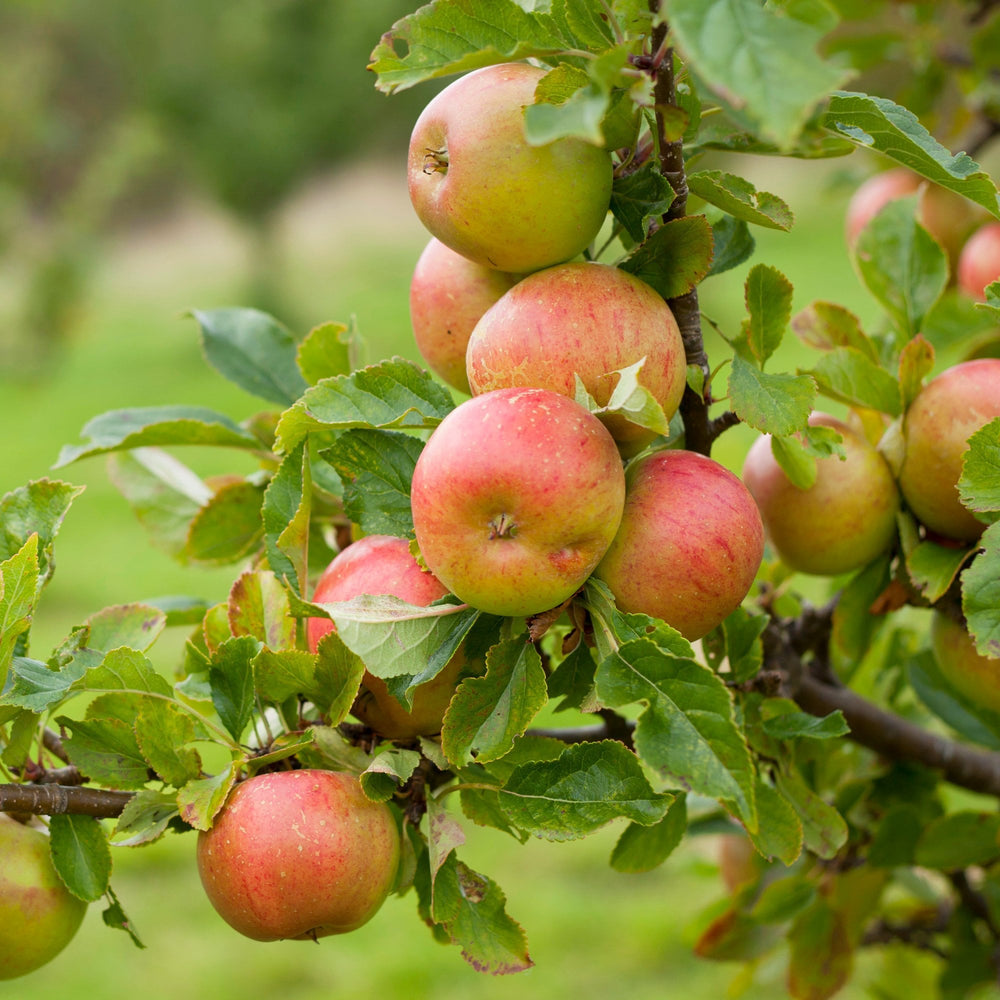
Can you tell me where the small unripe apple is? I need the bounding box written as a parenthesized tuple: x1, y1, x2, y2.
(409, 237, 518, 395)
(407, 63, 613, 274)
(897, 359, 1000, 542)
(957, 222, 1000, 300)
(0, 814, 87, 980)
(593, 449, 764, 641)
(930, 612, 1000, 713)
(846, 168, 983, 271)
(197, 769, 400, 941)
(741, 413, 900, 576)
(308, 534, 482, 739)
(411, 387, 626, 618)
(466, 262, 686, 450)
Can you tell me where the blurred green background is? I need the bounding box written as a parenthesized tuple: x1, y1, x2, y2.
(2, 3, 995, 999)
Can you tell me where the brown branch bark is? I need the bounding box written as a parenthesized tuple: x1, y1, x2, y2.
(0, 783, 133, 818)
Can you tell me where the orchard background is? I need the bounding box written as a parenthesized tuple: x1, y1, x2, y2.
(4, 2, 1000, 998)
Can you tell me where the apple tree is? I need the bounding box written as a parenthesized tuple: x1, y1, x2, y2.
(4, 1, 1000, 996)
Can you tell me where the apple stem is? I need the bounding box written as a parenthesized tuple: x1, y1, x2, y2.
(488, 513, 516, 539)
(421, 147, 448, 175)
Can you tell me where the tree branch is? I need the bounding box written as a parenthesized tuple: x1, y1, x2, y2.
(0, 783, 133, 818)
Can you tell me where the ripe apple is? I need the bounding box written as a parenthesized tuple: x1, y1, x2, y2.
(409, 237, 519, 395)
(957, 222, 1000, 300)
(897, 358, 1000, 542)
(407, 62, 613, 274)
(410, 387, 626, 618)
(0, 814, 87, 980)
(197, 769, 400, 941)
(930, 611, 1000, 713)
(593, 449, 764, 641)
(308, 533, 482, 739)
(845, 167, 983, 271)
(741, 413, 900, 576)
(466, 261, 687, 451)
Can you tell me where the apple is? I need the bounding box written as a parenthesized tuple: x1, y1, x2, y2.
(409, 237, 519, 395)
(308, 533, 482, 739)
(930, 612, 1000, 713)
(197, 769, 400, 941)
(593, 449, 764, 641)
(897, 358, 1000, 542)
(407, 62, 613, 274)
(410, 387, 626, 618)
(957, 222, 1000, 300)
(845, 167, 983, 271)
(0, 814, 87, 980)
(741, 413, 900, 576)
(466, 261, 687, 451)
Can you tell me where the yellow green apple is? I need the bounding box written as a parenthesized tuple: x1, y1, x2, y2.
(741, 412, 900, 576)
(0, 814, 87, 980)
(407, 62, 613, 274)
(197, 769, 399, 941)
(410, 387, 625, 618)
(930, 611, 1000, 713)
(593, 449, 764, 640)
(897, 359, 1000, 542)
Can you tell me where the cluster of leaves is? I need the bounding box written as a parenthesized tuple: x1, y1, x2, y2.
(4, 0, 1000, 994)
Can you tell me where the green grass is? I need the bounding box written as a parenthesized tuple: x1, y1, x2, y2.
(0, 157, 948, 999)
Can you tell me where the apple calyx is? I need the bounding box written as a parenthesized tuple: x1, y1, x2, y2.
(488, 512, 517, 539)
(422, 147, 448, 175)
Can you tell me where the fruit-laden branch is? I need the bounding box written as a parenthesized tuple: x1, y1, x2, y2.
(763, 612, 1000, 799)
(0, 782, 132, 817)
(648, 9, 712, 456)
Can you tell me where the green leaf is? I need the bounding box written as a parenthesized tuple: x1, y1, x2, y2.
(609, 794, 687, 873)
(746, 779, 803, 866)
(786, 898, 852, 1000)
(824, 92, 1000, 218)
(907, 539, 973, 604)
(742, 263, 793, 366)
(610, 162, 676, 243)
(498, 740, 672, 840)
(898, 333, 935, 411)
(183, 480, 264, 566)
(369, 0, 569, 94)
(228, 569, 296, 650)
(962, 522, 1000, 658)
(57, 715, 150, 789)
(702, 606, 768, 685)
(829, 555, 892, 677)
(546, 639, 598, 713)
(112, 789, 180, 847)
(0, 479, 84, 587)
(728, 354, 816, 436)
(101, 885, 145, 948)
(775, 765, 848, 860)
(82, 646, 172, 697)
(670, 0, 850, 150)
(313, 632, 367, 723)
(177, 763, 240, 831)
(0, 534, 39, 685)
(86, 604, 167, 654)
(261, 442, 311, 595)
(595, 637, 757, 829)
(49, 814, 112, 902)
(361, 747, 422, 802)
(959, 418, 1000, 520)
(54, 406, 260, 468)
(209, 635, 259, 742)
(853, 196, 949, 339)
(323, 429, 423, 538)
(442, 638, 547, 766)
(135, 700, 203, 787)
(523, 60, 615, 147)
(190, 307, 307, 406)
(761, 705, 849, 741)
(791, 300, 879, 361)
(806, 346, 902, 416)
(688, 170, 793, 230)
(296, 320, 354, 386)
(914, 812, 1000, 869)
(1, 657, 88, 714)
(619, 215, 714, 300)
(707, 214, 756, 277)
(274, 357, 455, 454)
(431, 853, 533, 974)
(106, 449, 208, 561)
(573, 362, 670, 438)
